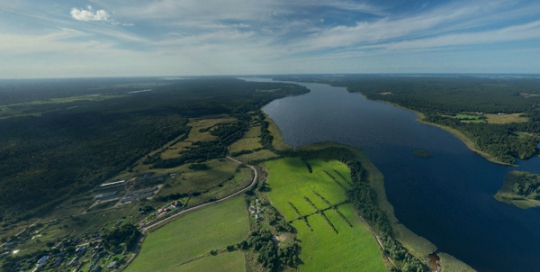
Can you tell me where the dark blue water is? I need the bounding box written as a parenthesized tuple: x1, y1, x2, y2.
(251, 79, 540, 272)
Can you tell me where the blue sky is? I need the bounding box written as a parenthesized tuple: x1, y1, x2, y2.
(1, 0, 540, 78)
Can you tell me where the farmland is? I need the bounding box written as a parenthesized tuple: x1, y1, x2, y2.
(265, 157, 386, 272)
(125, 196, 249, 272)
(176, 251, 245, 272)
(229, 125, 263, 154)
(485, 113, 529, 124)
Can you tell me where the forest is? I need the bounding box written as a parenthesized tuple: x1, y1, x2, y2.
(275, 75, 540, 165)
(0, 78, 308, 223)
(504, 171, 540, 200)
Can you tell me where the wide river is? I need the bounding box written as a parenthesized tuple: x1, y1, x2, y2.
(246, 78, 540, 272)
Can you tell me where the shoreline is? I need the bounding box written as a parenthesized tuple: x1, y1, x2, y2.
(295, 141, 474, 271)
(351, 88, 514, 167)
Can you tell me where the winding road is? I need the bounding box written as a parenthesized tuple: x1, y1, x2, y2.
(141, 156, 258, 232)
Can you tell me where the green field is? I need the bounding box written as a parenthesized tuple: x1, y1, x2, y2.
(265, 157, 386, 272)
(229, 125, 263, 154)
(177, 251, 245, 272)
(454, 114, 486, 123)
(126, 196, 249, 272)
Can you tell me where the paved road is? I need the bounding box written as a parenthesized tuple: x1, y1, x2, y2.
(141, 156, 257, 232)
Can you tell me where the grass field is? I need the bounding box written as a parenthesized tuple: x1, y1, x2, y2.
(229, 125, 263, 154)
(296, 142, 440, 258)
(160, 115, 236, 160)
(157, 158, 241, 196)
(234, 149, 280, 164)
(177, 251, 245, 272)
(452, 114, 486, 123)
(265, 158, 351, 218)
(126, 196, 249, 272)
(265, 157, 386, 272)
(485, 113, 528, 124)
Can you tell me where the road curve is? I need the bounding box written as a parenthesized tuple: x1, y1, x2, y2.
(141, 156, 257, 232)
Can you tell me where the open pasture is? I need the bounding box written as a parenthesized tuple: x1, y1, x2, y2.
(126, 196, 249, 272)
(229, 125, 263, 154)
(485, 113, 529, 124)
(265, 157, 386, 272)
(176, 251, 245, 272)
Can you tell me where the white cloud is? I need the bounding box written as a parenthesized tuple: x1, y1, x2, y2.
(71, 7, 110, 21)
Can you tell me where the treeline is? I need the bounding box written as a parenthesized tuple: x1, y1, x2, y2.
(151, 121, 249, 168)
(334, 76, 540, 114)
(259, 112, 274, 149)
(0, 78, 308, 222)
(426, 114, 540, 164)
(102, 223, 141, 252)
(506, 171, 540, 199)
(238, 229, 300, 271)
(297, 146, 428, 272)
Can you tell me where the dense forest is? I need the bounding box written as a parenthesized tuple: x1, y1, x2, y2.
(504, 171, 540, 200)
(275, 75, 540, 165)
(0, 78, 308, 222)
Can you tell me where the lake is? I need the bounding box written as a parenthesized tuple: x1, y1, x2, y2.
(246, 78, 540, 272)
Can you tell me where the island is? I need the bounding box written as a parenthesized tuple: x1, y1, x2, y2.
(494, 171, 540, 209)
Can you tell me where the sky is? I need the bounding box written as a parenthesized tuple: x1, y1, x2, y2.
(1, 0, 540, 78)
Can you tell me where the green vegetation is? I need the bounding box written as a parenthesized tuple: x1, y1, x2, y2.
(494, 171, 540, 209)
(0, 78, 308, 223)
(176, 251, 246, 272)
(438, 252, 476, 272)
(484, 113, 529, 124)
(230, 125, 263, 154)
(453, 114, 486, 123)
(265, 157, 387, 272)
(126, 196, 249, 272)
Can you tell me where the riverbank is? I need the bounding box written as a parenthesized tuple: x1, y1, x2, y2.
(352, 89, 514, 167)
(295, 141, 474, 272)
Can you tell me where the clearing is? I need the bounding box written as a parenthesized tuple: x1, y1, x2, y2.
(484, 113, 529, 124)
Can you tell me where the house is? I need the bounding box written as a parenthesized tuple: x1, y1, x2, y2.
(248, 206, 256, 214)
(107, 261, 117, 269)
(37, 255, 49, 265)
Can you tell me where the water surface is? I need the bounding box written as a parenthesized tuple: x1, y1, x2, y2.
(248, 78, 540, 272)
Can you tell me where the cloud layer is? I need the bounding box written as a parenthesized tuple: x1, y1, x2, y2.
(1, 0, 540, 78)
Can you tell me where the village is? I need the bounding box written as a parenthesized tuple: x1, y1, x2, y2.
(0, 171, 182, 272)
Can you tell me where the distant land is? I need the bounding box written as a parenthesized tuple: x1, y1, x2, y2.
(4, 74, 540, 271)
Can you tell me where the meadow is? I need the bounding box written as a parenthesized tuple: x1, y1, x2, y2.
(485, 113, 529, 124)
(454, 114, 486, 123)
(265, 157, 386, 272)
(229, 125, 263, 154)
(125, 196, 249, 272)
(176, 251, 245, 272)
